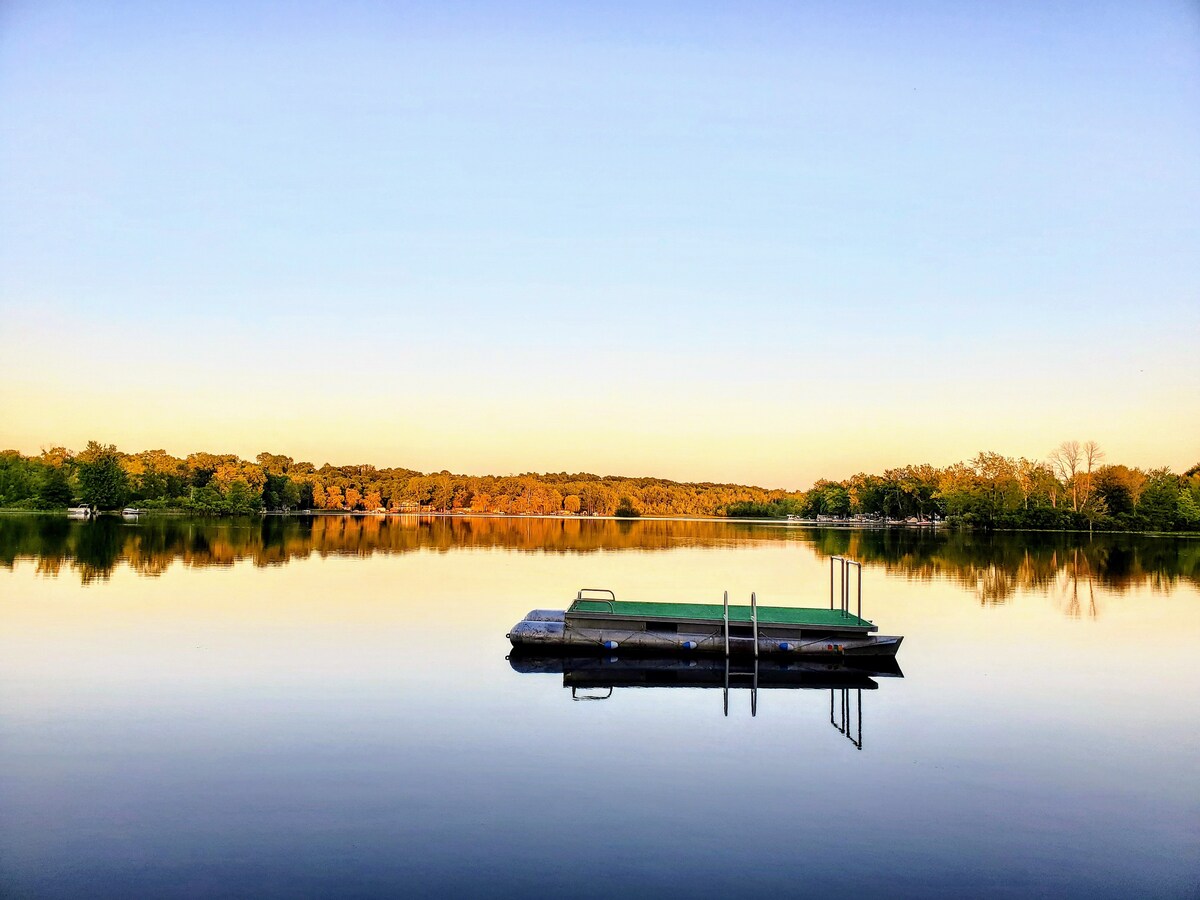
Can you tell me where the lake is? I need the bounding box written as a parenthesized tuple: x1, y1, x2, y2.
(1, 515, 1197, 898)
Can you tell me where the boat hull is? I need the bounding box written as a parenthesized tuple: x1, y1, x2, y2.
(507, 611, 902, 657)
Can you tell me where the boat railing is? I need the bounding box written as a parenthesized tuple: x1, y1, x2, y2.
(573, 588, 616, 613)
(830, 556, 863, 619)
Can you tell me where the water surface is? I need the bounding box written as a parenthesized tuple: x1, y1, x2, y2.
(1, 516, 1197, 897)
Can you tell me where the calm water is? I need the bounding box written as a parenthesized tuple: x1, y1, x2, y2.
(1, 515, 1197, 898)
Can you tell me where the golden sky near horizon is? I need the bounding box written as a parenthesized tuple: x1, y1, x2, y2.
(1, 333, 1196, 490)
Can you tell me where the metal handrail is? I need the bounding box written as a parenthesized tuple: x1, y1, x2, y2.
(571, 687, 613, 701)
(830, 687, 863, 749)
(574, 588, 616, 613)
(831, 557, 836, 610)
(752, 658, 758, 717)
(847, 561, 862, 619)
(829, 557, 864, 619)
(722, 590, 730, 657)
(750, 591, 759, 659)
(723, 654, 729, 716)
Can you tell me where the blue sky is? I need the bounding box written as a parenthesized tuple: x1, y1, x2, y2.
(2, 1, 1197, 487)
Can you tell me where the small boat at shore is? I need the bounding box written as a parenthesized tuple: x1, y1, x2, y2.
(507, 556, 903, 658)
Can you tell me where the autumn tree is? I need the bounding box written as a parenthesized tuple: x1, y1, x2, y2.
(256, 452, 294, 475)
(1015, 458, 1043, 510)
(972, 452, 1021, 523)
(431, 477, 453, 513)
(1092, 465, 1145, 519)
(39, 446, 73, 468)
(123, 449, 188, 501)
(936, 462, 978, 520)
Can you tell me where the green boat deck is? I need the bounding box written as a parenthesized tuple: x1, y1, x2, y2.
(569, 599, 874, 630)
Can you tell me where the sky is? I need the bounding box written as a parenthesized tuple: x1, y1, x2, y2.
(1, 0, 1197, 489)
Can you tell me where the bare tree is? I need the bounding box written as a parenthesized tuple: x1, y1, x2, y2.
(1048, 441, 1082, 511)
(1081, 440, 1105, 506)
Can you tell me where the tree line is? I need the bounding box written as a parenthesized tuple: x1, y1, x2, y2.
(730, 441, 1200, 532)
(0, 442, 796, 518)
(0, 439, 1196, 531)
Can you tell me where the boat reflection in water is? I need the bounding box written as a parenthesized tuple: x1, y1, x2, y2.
(508, 653, 903, 748)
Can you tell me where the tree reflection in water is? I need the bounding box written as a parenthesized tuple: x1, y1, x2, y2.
(808, 527, 1197, 608)
(0, 515, 1195, 609)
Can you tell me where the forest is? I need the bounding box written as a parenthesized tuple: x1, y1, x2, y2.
(0, 440, 1197, 532)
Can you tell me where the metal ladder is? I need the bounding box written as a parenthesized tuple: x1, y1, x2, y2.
(831, 688, 863, 749)
(721, 590, 759, 658)
(722, 655, 759, 717)
(722, 589, 760, 716)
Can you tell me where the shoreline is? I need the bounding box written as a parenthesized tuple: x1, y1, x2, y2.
(1, 507, 1196, 538)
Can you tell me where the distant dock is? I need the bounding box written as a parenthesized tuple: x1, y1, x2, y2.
(784, 515, 945, 528)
